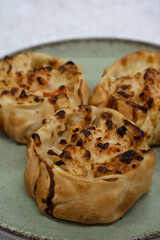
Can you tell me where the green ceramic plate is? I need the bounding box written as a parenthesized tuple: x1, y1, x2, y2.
(0, 38, 160, 240)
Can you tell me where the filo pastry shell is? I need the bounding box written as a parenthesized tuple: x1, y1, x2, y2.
(0, 52, 90, 143)
(90, 50, 160, 145)
(24, 105, 155, 224)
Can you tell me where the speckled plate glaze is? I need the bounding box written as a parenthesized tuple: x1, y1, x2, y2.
(0, 38, 160, 240)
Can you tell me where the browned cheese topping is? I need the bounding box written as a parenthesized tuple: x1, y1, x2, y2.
(0, 53, 84, 108)
(37, 106, 151, 179)
(106, 68, 160, 123)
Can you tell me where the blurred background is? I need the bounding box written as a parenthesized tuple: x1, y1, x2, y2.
(0, 0, 159, 57)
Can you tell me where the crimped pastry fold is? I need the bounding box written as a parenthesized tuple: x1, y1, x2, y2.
(90, 51, 160, 145)
(0, 52, 90, 143)
(24, 105, 155, 224)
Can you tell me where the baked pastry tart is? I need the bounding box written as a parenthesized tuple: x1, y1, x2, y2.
(90, 51, 160, 145)
(0, 52, 90, 143)
(24, 105, 155, 224)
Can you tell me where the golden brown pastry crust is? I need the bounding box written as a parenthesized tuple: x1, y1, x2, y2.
(0, 52, 91, 143)
(24, 105, 155, 224)
(90, 50, 160, 145)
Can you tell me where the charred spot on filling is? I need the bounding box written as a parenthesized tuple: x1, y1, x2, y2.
(73, 128, 79, 133)
(55, 160, 65, 166)
(78, 105, 91, 112)
(79, 106, 92, 122)
(85, 107, 91, 113)
(121, 85, 130, 90)
(37, 77, 44, 85)
(33, 68, 38, 72)
(118, 150, 143, 164)
(42, 119, 47, 124)
(22, 84, 27, 89)
(115, 170, 122, 174)
(10, 87, 18, 96)
(116, 91, 133, 98)
(7, 64, 12, 73)
(124, 119, 144, 138)
(55, 110, 65, 120)
(84, 116, 92, 123)
(132, 164, 136, 168)
(58, 65, 67, 73)
(76, 138, 83, 147)
(139, 85, 151, 103)
(96, 142, 109, 150)
(45, 66, 52, 71)
(141, 149, 151, 153)
(33, 66, 52, 72)
(139, 91, 145, 98)
(106, 119, 113, 130)
(34, 96, 40, 102)
(32, 133, 41, 146)
(80, 129, 91, 137)
(66, 60, 75, 65)
(116, 125, 127, 137)
(47, 150, 58, 156)
(1, 90, 9, 95)
(147, 77, 154, 84)
(78, 105, 85, 110)
(4, 55, 13, 61)
(108, 147, 120, 153)
(16, 71, 23, 77)
(49, 95, 58, 104)
(86, 126, 96, 130)
(102, 111, 112, 120)
(71, 133, 78, 142)
(59, 150, 72, 160)
(60, 139, 67, 145)
(83, 149, 91, 161)
(146, 97, 154, 109)
(59, 85, 65, 91)
(49, 93, 69, 105)
(143, 71, 149, 79)
(37, 78, 47, 87)
(19, 89, 27, 98)
(97, 137, 101, 140)
(125, 100, 147, 113)
(144, 85, 149, 91)
(58, 61, 75, 73)
(97, 166, 111, 174)
(0, 80, 6, 84)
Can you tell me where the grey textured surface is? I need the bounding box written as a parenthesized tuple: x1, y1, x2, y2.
(0, 1, 160, 240)
(0, 0, 160, 57)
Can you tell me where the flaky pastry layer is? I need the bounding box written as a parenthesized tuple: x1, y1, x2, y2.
(90, 50, 160, 145)
(0, 52, 90, 143)
(24, 105, 155, 224)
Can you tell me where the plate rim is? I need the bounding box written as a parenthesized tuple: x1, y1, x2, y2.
(1, 220, 160, 240)
(0, 37, 160, 240)
(1, 36, 160, 58)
